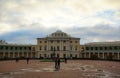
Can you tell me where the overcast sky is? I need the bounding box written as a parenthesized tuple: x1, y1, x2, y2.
(0, 0, 120, 44)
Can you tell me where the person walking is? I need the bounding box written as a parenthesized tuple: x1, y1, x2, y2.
(64, 57, 67, 63)
(15, 57, 19, 63)
(57, 56, 60, 70)
(54, 56, 61, 70)
(55, 57, 58, 70)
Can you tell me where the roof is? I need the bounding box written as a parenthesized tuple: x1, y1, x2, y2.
(37, 30, 80, 40)
(85, 41, 120, 46)
(47, 30, 71, 38)
(0, 43, 35, 46)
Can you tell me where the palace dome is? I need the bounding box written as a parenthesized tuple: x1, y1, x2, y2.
(47, 30, 70, 38)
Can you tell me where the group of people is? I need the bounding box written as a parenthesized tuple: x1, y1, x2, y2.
(54, 56, 67, 71)
(54, 56, 61, 70)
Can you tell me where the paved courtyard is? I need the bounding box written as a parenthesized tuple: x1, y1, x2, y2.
(0, 60, 120, 78)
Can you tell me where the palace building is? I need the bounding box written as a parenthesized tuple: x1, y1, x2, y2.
(0, 30, 120, 60)
(81, 42, 120, 60)
(36, 30, 81, 59)
(0, 44, 36, 59)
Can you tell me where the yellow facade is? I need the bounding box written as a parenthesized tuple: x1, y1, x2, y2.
(36, 30, 81, 58)
(0, 31, 119, 60)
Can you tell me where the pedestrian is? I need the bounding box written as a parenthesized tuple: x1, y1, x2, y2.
(64, 57, 67, 63)
(26, 57, 29, 64)
(16, 57, 19, 63)
(57, 56, 60, 70)
(54, 57, 58, 70)
(54, 55, 61, 71)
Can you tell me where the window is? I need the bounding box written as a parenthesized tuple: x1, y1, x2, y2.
(29, 47, 31, 50)
(70, 54, 72, 57)
(44, 41, 47, 43)
(81, 47, 84, 51)
(104, 47, 107, 50)
(57, 46, 59, 51)
(39, 54, 41, 58)
(114, 46, 118, 50)
(75, 46, 77, 50)
(63, 46, 66, 51)
(70, 46, 72, 50)
(24, 47, 26, 50)
(51, 46, 53, 51)
(100, 47, 103, 50)
(39, 46, 42, 50)
(51, 40, 53, 43)
(95, 47, 98, 50)
(63, 54, 66, 58)
(75, 41, 77, 43)
(20, 47, 22, 50)
(75, 54, 77, 58)
(44, 46, 47, 50)
(40, 41, 42, 43)
(91, 47, 93, 50)
(15, 47, 18, 50)
(44, 54, 46, 57)
(63, 40, 66, 43)
(70, 41, 72, 43)
(57, 54, 59, 57)
(32, 47, 35, 51)
(57, 40, 59, 43)
(5, 46, 8, 50)
(10, 47, 13, 50)
(86, 47, 89, 50)
(61, 34, 63, 36)
(0, 46, 3, 50)
(54, 34, 56, 36)
(109, 46, 112, 50)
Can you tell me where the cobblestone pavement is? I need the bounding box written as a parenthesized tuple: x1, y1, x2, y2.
(0, 60, 120, 78)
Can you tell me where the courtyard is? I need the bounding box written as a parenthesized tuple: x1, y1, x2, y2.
(0, 60, 120, 78)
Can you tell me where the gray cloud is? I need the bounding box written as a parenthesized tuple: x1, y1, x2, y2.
(0, 23, 119, 44)
(0, 0, 120, 44)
